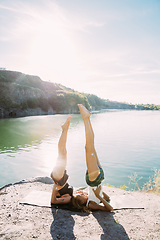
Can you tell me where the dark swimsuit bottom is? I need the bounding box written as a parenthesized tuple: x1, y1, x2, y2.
(86, 167, 104, 187)
(58, 183, 73, 196)
(52, 170, 69, 186)
(52, 170, 73, 196)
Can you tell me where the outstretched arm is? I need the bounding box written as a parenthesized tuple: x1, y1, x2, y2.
(88, 201, 111, 211)
(51, 184, 71, 205)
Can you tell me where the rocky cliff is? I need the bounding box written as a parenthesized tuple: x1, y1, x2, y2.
(1, 69, 155, 119)
(0, 70, 90, 118)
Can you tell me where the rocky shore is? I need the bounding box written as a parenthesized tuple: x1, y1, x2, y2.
(0, 107, 79, 119)
(0, 177, 160, 240)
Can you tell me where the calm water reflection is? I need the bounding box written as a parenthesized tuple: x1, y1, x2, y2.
(0, 110, 160, 189)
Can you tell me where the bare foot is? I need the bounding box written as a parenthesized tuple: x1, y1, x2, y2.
(78, 104, 91, 119)
(61, 116, 71, 131)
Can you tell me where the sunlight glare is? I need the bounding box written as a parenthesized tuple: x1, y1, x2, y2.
(40, 141, 58, 175)
(27, 16, 80, 81)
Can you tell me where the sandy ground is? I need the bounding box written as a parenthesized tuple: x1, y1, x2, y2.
(0, 177, 160, 240)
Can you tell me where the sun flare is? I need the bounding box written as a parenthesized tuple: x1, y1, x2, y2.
(26, 13, 80, 81)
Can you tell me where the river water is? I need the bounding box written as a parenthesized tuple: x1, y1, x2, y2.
(0, 110, 160, 189)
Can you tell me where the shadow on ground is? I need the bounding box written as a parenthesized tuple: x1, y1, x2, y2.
(93, 211, 130, 240)
(50, 208, 130, 240)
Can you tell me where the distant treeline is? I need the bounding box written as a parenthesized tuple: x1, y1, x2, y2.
(0, 70, 159, 118)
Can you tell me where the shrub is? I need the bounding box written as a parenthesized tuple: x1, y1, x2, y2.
(129, 169, 160, 193)
(21, 100, 28, 110)
(27, 98, 39, 109)
(38, 97, 49, 112)
(142, 169, 160, 193)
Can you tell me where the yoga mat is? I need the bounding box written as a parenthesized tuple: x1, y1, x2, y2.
(109, 195, 144, 210)
(20, 190, 52, 207)
(20, 190, 144, 210)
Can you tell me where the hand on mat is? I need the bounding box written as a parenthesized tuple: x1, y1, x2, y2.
(93, 185, 101, 197)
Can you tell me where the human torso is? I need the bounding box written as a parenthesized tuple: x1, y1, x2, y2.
(86, 184, 102, 207)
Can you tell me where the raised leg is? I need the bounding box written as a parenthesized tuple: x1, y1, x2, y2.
(88, 117, 102, 168)
(50, 116, 71, 180)
(78, 104, 100, 181)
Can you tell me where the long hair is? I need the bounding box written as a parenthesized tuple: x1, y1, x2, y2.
(71, 196, 90, 213)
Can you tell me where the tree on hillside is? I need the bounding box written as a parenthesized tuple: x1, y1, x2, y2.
(65, 92, 90, 111)
(85, 94, 105, 110)
(48, 94, 66, 112)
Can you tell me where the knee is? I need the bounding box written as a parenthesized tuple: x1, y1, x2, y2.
(85, 144, 94, 153)
(58, 146, 67, 155)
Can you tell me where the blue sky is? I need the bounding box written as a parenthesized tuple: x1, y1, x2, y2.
(0, 0, 160, 104)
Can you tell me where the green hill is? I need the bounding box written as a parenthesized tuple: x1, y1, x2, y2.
(0, 70, 90, 117)
(0, 70, 159, 118)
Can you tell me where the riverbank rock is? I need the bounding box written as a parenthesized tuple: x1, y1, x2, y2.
(0, 177, 160, 240)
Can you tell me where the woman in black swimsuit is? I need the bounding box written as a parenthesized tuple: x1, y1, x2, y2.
(50, 116, 74, 205)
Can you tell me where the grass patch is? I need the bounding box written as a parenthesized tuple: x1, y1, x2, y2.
(105, 183, 128, 190)
(117, 185, 128, 190)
